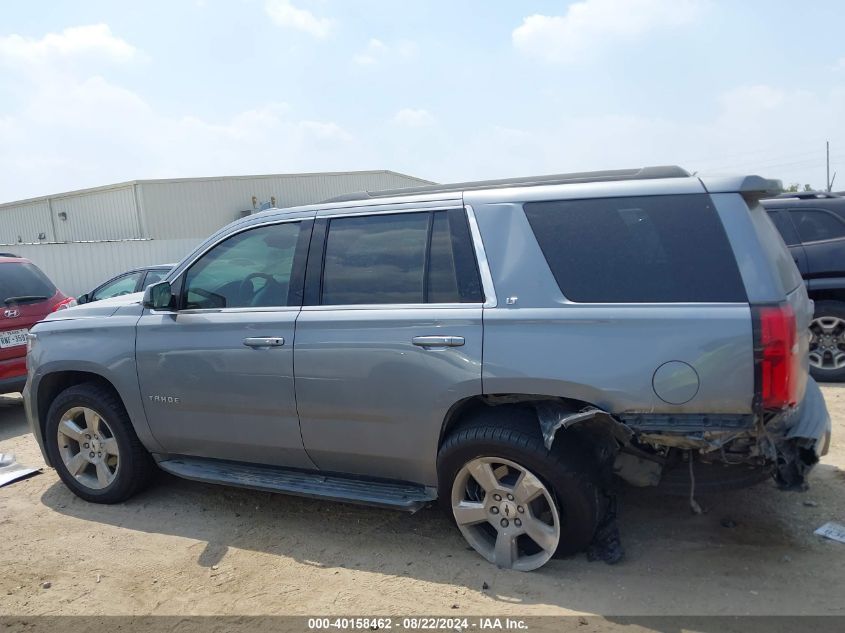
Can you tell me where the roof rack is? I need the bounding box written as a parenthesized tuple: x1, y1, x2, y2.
(323, 165, 691, 203)
(773, 191, 841, 200)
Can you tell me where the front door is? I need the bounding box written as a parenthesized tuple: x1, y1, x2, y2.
(294, 207, 486, 486)
(136, 215, 315, 468)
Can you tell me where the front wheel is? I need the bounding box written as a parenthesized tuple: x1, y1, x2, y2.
(438, 409, 602, 571)
(45, 382, 155, 503)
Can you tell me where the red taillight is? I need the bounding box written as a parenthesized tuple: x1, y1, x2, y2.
(756, 304, 799, 409)
(51, 297, 77, 312)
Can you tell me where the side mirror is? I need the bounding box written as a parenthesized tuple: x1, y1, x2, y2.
(143, 281, 175, 310)
(77, 293, 89, 305)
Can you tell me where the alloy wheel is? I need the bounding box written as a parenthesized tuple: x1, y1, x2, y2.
(809, 316, 845, 372)
(451, 456, 560, 571)
(56, 406, 120, 490)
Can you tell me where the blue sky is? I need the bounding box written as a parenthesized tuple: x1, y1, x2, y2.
(1, 0, 843, 202)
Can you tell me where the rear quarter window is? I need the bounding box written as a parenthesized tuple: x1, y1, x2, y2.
(524, 194, 747, 303)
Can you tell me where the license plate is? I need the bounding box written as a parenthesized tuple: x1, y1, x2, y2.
(0, 328, 28, 349)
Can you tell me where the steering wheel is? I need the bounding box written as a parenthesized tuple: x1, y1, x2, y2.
(239, 273, 279, 304)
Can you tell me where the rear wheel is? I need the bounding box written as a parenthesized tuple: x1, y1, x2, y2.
(809, 301, 845, 382)
(438, 408, 602, 571)
(46, 382, 155, 503)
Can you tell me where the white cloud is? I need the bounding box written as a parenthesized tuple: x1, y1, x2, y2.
(835, 57, 845, 71)
(353, 38, 418, 66)
(391, 108, 435, 128)
(433, 83, 845, 191)
(513, 0, 704, 63)
(264, 0, 334, 39)
(0, 24, 138, 67)
(0, 25, 358, 201)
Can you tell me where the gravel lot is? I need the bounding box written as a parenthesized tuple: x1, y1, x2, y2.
(1, 387, 844, 617)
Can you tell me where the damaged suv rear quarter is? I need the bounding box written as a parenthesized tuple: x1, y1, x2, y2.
(470, 174, 831, 497)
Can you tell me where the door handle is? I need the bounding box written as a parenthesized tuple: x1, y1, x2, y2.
(243, 337, 285, 348)
(412, 335, 465, 348)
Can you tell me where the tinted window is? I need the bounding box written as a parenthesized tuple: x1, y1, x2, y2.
(524, 194, 746, 303)
(428, 211, 484, 303)
(92, 272, 142, 301)
(790, 209, 845, 243)
(320, 210, 483, 306)
(0, 262, 56, 302)
(322, 213, 429, 305)
(143, 269, 169, 287)
(766, 210, 799, 246)
(183, 222, 301, 309)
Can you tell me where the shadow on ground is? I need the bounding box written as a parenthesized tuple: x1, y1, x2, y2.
(0, 394, 28, 442)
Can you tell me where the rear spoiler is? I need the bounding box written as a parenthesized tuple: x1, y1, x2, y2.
(699, 175, 783, 203)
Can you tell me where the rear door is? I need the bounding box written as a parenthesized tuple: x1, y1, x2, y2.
(294, 204, 486, 486)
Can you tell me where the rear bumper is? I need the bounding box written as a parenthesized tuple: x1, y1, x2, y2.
(770, 378, 832, 489)
(787, 378, 832, 457)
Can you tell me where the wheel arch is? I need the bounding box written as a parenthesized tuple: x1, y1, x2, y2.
(34, 370, 122, 466)
(438, 393, 605, 449)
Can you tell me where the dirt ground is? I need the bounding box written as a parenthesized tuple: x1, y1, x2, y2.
(1, 387, 844, 617)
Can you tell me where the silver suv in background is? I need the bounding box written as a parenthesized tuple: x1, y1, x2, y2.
(24, 166, 831, 571)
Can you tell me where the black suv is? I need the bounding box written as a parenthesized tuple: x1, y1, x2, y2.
(763, 192, 845, 381)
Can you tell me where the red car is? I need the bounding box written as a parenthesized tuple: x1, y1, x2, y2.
(0, 254, 75, 394)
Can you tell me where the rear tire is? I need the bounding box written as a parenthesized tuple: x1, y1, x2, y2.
(438, 407, 602, 570)
(809, 300, 845, 382)
(45, 382, 155, 503)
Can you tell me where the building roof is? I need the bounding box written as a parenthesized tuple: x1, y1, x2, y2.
(0, 170, 433, 209)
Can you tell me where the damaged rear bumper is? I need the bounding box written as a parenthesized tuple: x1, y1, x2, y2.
(765, 377, 832, 489)
(534, 378, 832, 491)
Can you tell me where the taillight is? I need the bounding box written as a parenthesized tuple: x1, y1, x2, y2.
(52, 297, 77, 312)
(754, 303, 800, 410)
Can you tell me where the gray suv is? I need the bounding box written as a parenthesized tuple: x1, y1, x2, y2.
(23, 166, 832, 571)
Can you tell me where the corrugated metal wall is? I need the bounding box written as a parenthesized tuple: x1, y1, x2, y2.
(1, 170, 431, 295)
(14, 239, 200, 296)
(51, 185, 141, 241)
(0, 200, 54, 245)
(139, 171, 430, 239)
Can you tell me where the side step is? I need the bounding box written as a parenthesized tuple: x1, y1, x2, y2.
(157, 457, 435, 512)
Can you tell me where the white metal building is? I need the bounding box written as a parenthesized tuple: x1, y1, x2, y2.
(0, 170, 431, 296)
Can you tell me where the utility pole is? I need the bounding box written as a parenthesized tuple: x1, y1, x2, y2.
(827, 141, 831, 192)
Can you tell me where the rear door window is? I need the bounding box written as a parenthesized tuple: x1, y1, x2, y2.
(319, 210, 483, 306)
(524, 194, 746, 303)
(789, 209, 845, 243)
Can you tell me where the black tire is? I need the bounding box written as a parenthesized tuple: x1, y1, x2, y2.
(437, 406, 603, 558)
(809, 300, 845, 383)
(45, 382, 156, 503)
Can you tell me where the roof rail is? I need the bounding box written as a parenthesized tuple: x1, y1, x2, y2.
(773, 191, 841, 200)
(322, 165, 691, 203)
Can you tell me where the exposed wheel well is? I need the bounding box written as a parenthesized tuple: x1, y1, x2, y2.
(36, 371, 121, 446)
(438, 394, 600, 449)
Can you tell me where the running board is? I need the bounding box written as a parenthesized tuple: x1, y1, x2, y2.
(157, 457, 435, 512)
